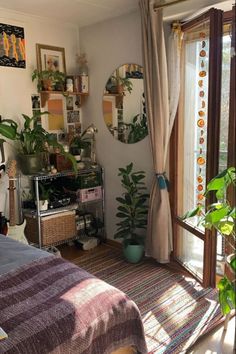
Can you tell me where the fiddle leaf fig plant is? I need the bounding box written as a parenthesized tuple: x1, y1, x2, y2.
(114, 162, 149, 247)
(182, 167, 236, 315)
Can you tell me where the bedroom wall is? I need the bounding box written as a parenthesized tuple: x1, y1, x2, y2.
(79, 11, 153, 241)
(0, 8, 79, 213)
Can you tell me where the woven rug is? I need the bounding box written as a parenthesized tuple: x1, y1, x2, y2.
(72, 246, 223, 354)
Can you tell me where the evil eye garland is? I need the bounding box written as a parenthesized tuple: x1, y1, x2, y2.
(196, 32, 207, 206)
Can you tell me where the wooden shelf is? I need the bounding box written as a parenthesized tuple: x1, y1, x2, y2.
(40, 91, 89, 96)
(39, 90, 89, 107)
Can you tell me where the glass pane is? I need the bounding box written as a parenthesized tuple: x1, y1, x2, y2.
(219, 31, 231, 172)
(179, 23, 209, 230)
(217, 27, 231, 263)
(176, 225, 204, 280)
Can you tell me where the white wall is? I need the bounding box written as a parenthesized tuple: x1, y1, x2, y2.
(79, 11, 153, 241)
(0, 8, 79, 213)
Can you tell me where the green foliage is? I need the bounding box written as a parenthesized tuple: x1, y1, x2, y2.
(182, 166, 236, 315)
(110, 75, 133, 94)
(32, 69, 66, 91)
(118, 76, 133, 94)
(114, 162, 149, 246)
(69, 135, 91, 155)
(218, 275, 236, 315)
(126, 113, 148, 144)
(0, 112, 77, 173)
(38, 182, 52, 200)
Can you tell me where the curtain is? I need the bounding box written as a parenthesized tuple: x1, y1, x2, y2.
(139, 0, 181, 263)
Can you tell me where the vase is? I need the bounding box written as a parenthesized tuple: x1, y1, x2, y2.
(18, 154, 44, 175)
(123, 243, 144, 263)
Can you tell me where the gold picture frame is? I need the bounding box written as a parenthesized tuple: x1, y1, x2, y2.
(36, 44, 66, 74)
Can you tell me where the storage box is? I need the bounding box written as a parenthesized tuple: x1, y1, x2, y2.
(79, 186, 102, 203)
(25, 210, 76, 246)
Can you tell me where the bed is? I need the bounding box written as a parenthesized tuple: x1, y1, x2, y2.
(0, 234, 147, 354)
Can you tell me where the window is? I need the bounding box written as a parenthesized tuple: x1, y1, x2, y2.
(170, 7, 235, 287)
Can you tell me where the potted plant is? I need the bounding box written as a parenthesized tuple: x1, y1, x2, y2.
(37, 182, 52, 211)
(114, 162, 149, 263)
(69, 135, 91, 159)
(182, 167, 236, 317)
(117, 76, 133, 94)
(0, 112, 77, 174)
(106, 75, 133, 95)
(32, 69, 66, 91)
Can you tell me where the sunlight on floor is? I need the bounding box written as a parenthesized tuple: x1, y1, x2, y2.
(188, 316, 235, 354)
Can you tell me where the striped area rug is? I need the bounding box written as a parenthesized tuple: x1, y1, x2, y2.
(72, 246, 223, 354)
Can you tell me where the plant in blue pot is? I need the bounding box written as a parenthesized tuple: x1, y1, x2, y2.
(114, 163, 149, 263)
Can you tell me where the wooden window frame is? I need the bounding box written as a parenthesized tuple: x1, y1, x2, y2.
(169, 8, 229, 287)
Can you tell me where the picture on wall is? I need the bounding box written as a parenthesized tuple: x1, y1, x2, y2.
(47, 99, 65, 131)
(36, 44, 66, 73)
(0, 23, 26, 68)
(31, 94, 41, 124)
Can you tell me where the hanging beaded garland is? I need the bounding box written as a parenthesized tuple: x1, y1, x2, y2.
(196, 31, 208, 206)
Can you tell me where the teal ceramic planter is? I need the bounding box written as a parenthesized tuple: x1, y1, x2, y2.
(123, 244, 144, 263)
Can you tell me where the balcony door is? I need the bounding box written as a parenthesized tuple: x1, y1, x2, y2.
(170, 7, 235, 287)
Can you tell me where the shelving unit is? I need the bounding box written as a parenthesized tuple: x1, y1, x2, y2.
(24, 165, 105, 249)
(40, 90, 89, 107)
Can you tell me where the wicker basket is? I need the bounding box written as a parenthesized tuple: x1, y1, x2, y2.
(25, 210, 76, 246)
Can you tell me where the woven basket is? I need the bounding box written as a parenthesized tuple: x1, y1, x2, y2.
(25, 210, 76, 246)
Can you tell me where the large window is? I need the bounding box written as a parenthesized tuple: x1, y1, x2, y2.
(170, 8, 235, 287)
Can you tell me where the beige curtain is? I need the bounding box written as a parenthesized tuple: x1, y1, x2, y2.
(139, 0, 181, 263)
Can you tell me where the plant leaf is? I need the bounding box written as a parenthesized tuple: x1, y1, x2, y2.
(217, 220, 234, 235)
(230, 255, 236, 272)
(182, 206, 202, 220)
(126, 162, 133, 174)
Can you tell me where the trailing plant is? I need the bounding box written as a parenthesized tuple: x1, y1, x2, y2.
(182, 167, 236, 315)
(114, 162, 149, 246)
(32, 69, 66, 91)
(0, 112, 77, 173)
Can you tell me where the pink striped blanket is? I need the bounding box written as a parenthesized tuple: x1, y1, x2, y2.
(0, 255, 147, 354)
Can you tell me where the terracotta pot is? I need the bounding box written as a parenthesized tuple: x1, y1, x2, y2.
(42, 79, 54, 91)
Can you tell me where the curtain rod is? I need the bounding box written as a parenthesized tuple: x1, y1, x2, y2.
(154, 0, 189, 11)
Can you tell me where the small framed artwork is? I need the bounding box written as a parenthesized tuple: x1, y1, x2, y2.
(36, 44, 66, 73)
(66, 96, 74, 110)
(0, 23, 26, 68)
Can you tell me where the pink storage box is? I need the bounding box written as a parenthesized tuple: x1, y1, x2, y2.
(79, 186, 102, 203)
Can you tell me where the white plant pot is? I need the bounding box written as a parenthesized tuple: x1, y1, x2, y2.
(36, 200, 48, 211)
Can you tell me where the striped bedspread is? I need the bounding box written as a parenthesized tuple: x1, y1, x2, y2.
(0, 255, 147, 354)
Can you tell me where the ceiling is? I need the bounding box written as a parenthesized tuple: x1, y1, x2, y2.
(0, 0, 233, 28)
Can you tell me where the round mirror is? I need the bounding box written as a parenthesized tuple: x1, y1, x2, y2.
(103, 64, 148, 144)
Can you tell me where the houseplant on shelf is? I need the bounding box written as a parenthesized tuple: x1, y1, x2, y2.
(106, 75, 133, 95)
(32, 69, 66, 91)
(182, 166, 235, 317)
(37, 182, 52, 211)
(114, 162, 149, 263)
(0, 111, 77, 174)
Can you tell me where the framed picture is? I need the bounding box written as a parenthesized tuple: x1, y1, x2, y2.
(36, 44, 66, 73)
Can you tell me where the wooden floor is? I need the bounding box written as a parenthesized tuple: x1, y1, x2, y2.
(58, 242, 235, 354)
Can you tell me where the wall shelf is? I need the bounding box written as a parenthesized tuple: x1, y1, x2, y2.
(39, 90, 89, 107)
